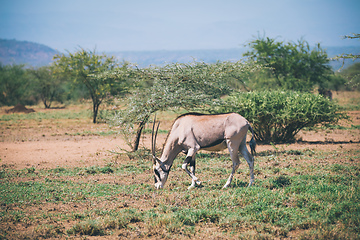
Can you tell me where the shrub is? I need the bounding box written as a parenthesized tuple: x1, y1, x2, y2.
(175, 209, 221, 226)
(67, 220, 104, 236)
(272, 175, 291, 188)
(209, 91, 348, 143)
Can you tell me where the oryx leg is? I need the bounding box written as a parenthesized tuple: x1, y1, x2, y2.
(182, 148, 201, 189)
(239, 141, 255, 187)
(223, 139, 241, 188)
(187, 156, 199, 189)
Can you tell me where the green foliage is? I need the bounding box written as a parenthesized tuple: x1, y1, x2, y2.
(244, 36, 332, 91)
(331, 33, 360, 64)
(242, 68, 279, 91)
(53, 48, 121, 123)
(0, 64, 32, 106)
(338, 62, 360, 91)
(330, 33, 360, 91)
(321, 73, 347, 91)
(209, 91, 348, 143)
(108, 60, 260, 150)
(27, 66, 67, 108)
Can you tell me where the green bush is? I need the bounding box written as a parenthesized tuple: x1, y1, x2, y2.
(209, 91, 348, 143)
(67, 220, 104, 236)
(338, 62, 360, 91)
(272, 175, 291, 188)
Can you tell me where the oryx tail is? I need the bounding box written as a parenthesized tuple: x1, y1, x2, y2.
(248, 124, 256, 156)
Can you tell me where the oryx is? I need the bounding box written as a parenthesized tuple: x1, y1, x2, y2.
(152, 113, 256, 189)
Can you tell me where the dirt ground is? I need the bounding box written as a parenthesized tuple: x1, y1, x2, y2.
(0, 94, 360, 239)
(1, 104, 359, 171)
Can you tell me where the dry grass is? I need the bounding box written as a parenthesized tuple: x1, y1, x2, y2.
(0, 92, 359, 239)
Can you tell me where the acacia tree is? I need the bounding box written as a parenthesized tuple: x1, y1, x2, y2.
(108, 60, 260, 151)
(0, 64, 30, 106)
(243, 36, 331, 91)
(332, 33, 360, 65)
(53, 48, 118, 123)
(329, 33, 360, 90)
(338, 63, 360, 91)
(28, 66, 65, 108)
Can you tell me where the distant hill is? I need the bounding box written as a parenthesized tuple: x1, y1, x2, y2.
(108, 48, 247, 68)
(0, 39, 358, 70)
(0, 39, 58, 67)
(110, 47, 359, 70)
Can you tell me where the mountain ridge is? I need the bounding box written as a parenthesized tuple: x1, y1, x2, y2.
(0, 39, 358, 70)
(0, 39, 58, 67)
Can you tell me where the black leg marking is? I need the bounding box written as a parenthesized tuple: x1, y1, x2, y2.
(189, 158, 196, 172)
(183, 156, 192, 165)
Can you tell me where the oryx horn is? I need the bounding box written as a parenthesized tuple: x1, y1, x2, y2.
(151, 115, 161, 164)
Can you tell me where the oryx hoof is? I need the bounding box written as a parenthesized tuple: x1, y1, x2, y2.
(222, 182, 231, 189)
(188, 180, 202, 190)
(248, 181, 254, 187)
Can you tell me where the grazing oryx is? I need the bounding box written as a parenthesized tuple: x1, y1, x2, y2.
(152, 113, 256, 189)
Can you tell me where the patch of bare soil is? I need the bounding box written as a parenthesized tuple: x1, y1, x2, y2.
(1, 100, 360, 239)
(0, 106, 359, 170)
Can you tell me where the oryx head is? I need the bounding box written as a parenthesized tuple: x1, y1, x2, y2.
(151, 116, 170, 189)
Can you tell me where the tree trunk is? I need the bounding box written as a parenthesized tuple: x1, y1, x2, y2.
(41, 94, 51, 109)
(92, 101, 100, 123)
(132, 115, 150, 152)
(43, 99, 51, 109)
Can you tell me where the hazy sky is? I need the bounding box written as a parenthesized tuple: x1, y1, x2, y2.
(1, 0, 359, 52)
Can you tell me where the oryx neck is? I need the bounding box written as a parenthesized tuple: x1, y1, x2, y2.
(160, 140, 182, 168)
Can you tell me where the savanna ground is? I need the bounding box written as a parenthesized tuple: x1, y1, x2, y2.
(0, 91, 359, 239)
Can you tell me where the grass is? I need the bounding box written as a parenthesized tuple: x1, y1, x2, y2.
(0, 108, 91, 122)
(65, 130, 118, 136)
(1, 94, 359, 238)
(0, 106, 120, 142)
(1, 148, 359, 239)
(304, 124, 360, 131)
(333, 91, 360, 111)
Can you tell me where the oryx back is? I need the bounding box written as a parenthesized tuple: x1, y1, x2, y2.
(172, 113, 250, 151)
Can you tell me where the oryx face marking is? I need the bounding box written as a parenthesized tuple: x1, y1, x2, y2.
(153, 163, 170, 189)
(151, 113, 256, 189)
(153, 167, 161, 183)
